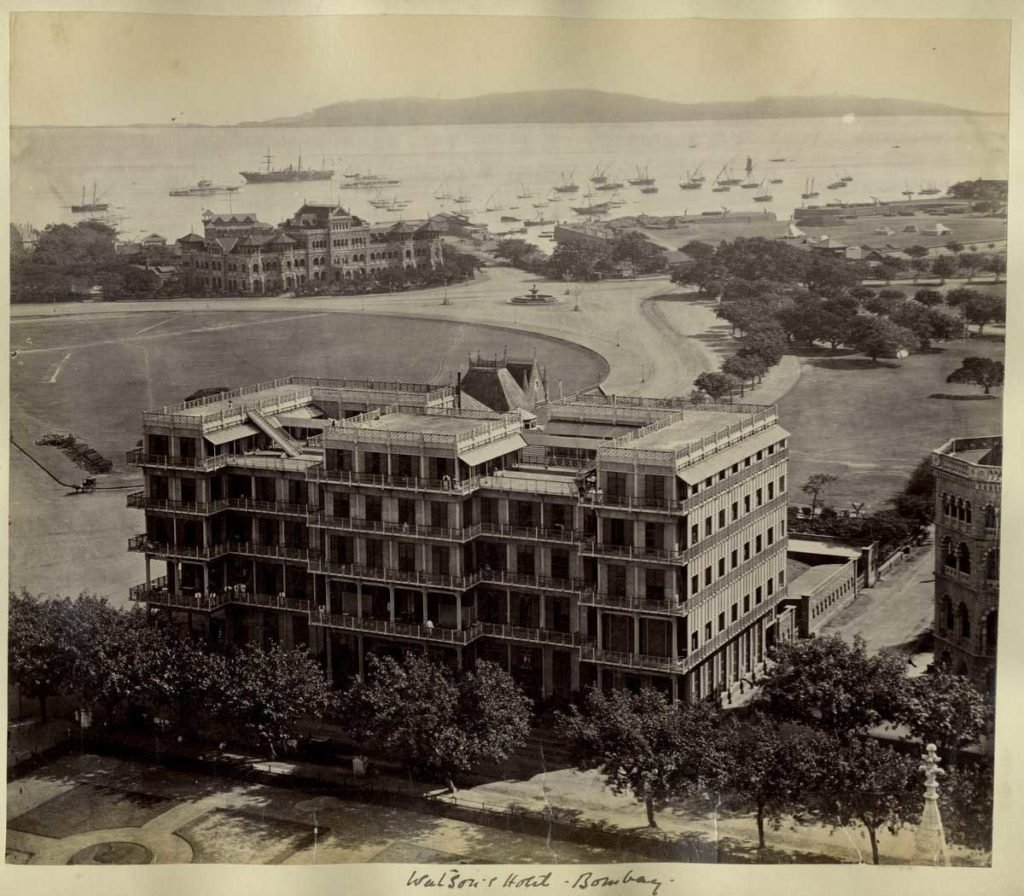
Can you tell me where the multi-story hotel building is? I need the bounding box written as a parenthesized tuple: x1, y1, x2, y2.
(175, 203, 444, 293)
(932, 436, 1001, 694)
(127, 379, 790, 704)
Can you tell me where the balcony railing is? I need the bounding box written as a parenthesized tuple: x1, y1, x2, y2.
(476, 521, 587, 545)
(128, 536, 311, 562)
(579, 645, 685, 673)
(308, 467, 479, 495)
(579, 542, 677, 563)
(308, 513, 471, 542)
(309, 559, 476, 590)
(479, 623, 581, 647)
(476, 568, 593, 594)
(310, 613, 483, 644)
(578, 592, 684, 615)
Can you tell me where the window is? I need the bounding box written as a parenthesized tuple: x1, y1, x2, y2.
(744, 542, 751, 561)
(768, 481, 774, 500)
(756, 450, 764, 461)
(605, 471, 627, 498)
(705, 516, 713, 537)
(705, 478, 712, 488)
(755, 585, 763, 604)
(985, 548, 999, 581)
(607, 564, 627, 596)
(984, 504, 998, 530)
(743, 595, 751, 613)
(704, 566, 712, 586)
(732, 463, 739, 474)
(718, 558, 726, 577)
(731, 549, 738, 569)
(780, 520, 786, 537)
(719, 470, 726, 481)
(691, 574, 700, 595)
(767, 526, 774, 545)
(768, 443, 775, 455)
(958, 543, 972, 575)
(744, 495, 751, 513)
(731, 502, 739, 521)
(692, 632, 699, 651)
(744, 456, 751, 467)
(718, 509, 726, 529)
(755, 534, 763, 553)
(691, 524, 700, 545)
(756, 487, 763, 507)
(705, 622, 712, 641)
(779, 569, 786, 586)
(767, 577, 774, 596)
(779, 475, 786, 492)
(718, 612, 726, 632)
(731, 604, 738, 622)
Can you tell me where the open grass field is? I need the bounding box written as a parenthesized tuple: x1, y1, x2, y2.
(778, 335, 1005, 510)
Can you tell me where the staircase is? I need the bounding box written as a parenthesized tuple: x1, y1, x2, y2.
(248, 409, 304, 458)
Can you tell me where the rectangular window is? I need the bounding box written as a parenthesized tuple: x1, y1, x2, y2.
(779, 569, 786, 586)
(397, 542, 416, 572)
(718, 558, 726, 577)
(718, 509, 726, 529)
(731, 604, 738, 622)
(767, 526, 774, 545)
(731, 501, 739, 521)
(704, 566, 712, 586)
(768, 481, 775, 500)
(517, 547, 535, 575)
(731, 549, 738, 569)
(608, 564, 627, 596)
(744, 456, 752, 467)
(744, 542, 751, 561)
(705, 622, 712, 641)
(365, 495, 382, 522)
(692, 632, 699, 651)
(718, 470, 726, 481)
(691, 524, 700, 545)
(705, 478, 712, 488)
(756, 534, 763, 553)
(755, 585, 763, 604)
(718, 612, 726, 632)
(691, 574, 700, 595)
(781, 520, 786, 537)
(743, 594, 751, 613)
(756, 450, 764, 461)
(732, 463, 739, 474)
(605, 471, 627, 498)
(768, 444, 775, 455)
(705, 516, 713, 537)
(767, 577, 775, 596)
(744, 495, 751, 513)
(779, 475, 786, 492)
(756, 488, 763, 506)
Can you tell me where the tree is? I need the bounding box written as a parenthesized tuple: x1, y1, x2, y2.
(693, 371, 735, 401)
(964, 295, 1005, 334)
(546, 241, 607, 281)
(803, 255, 860, 297)
(944, 286, 982, 308)
(940, 758, 994, 852)
(813, 735, 923, 864)
(984, 254, 1006, 283)
(720, 713, 833, 849)
(679, 239, 716, 261)
(890, 301, 958, 350)
(946, 356, 1004, 395)
(612, 231, 667, 275)
(671, 258, 723, 296)
(850, 287, 876, 300)
(214, 641, 336, 758)
(722, 353, 767, 391)
(913, 289, 944, 307)
(756, 635, 910, 736)
(800, 473, 838, 516)
(957, 253, 985, 282)
(739, 321, 788, 369)
(560, 687, 727, 828)
(944, 241, 964, 254)
(904, 245, 930, 260)
(930, 256, 957, 284)
(8, 592, 79, 722)
(889, 456, 937, 525)
(899, 669, 992, 762)
(850, 315, 917, 362)
(494, 238, 542, 269)
(874, 262, 901, 285)
(345, 653, 531, 792)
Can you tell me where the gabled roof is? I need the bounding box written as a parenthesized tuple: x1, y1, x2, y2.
(460, 366, 531, 414)
(213, 237, 238, 253)
(141, 232, 166, 242)
(205, 212, 260, 225)
(177, 232, 206, 244)
(268, 231, 297, 246)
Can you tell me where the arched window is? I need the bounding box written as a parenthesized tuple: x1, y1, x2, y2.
(985, 610, 997, 655)
(984, 504, 998, 530)
(956, 603, 971, 639)
(965, 501, 972, 524)
(942, 537, 956, 569)
(942, 494, 950, 517)
(985, 548, 999, 581)
(941, 595, 954, 632)
(956, 498, 965, 522)
(958, 543, 972, 574)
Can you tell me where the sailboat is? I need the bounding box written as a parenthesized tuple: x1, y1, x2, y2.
(680, 170, 702, 190)
(753, 179, 773, 203)
(453, 189, 472, 206)
(516, 183, 534, 199)
(711, 163, 732, 192)
(484, 193, 504, 212)
(628, 165, 656, 187)
(740, 157, 759, 188)
(571, 196, 611, 216)
(71, 183, 109, 213)
(902, 183, 916, 199)
(553, 170, 580, 194)
(718, 160, 742, 186)
(918, 182, 942, 196)
(800, 178, 819, 199)
(433, 182, 451, 201)
(589, 164, 609, 185)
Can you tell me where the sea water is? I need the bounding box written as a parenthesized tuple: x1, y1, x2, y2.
(11, 115, 1008, 248)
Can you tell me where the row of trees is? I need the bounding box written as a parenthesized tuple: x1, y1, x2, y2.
(561, 635, 993, 862)
(494, 231, 668, 281)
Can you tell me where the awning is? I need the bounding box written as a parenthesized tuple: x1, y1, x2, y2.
(459, 433, 528, 468)
(205, 422, 260, 446)
(677, 424, 790, 484)
(787, 538, 862, 560)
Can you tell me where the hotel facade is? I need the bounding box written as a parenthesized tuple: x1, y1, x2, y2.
(127, 379, 790, 704)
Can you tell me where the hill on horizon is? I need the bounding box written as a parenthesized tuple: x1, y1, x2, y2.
(234, 89, 986, 128)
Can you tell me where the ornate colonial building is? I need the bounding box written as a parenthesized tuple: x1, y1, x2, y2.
(932, 436, 1000, 693)
(176, 204, 443, 293)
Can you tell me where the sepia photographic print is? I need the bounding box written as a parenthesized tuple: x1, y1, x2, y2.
(4, 2, 1021, 893)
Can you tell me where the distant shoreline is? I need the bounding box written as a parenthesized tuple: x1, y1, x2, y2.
(13, 112, 1006, 130)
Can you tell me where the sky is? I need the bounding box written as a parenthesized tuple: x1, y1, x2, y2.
(9, 12, 1012, 127)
